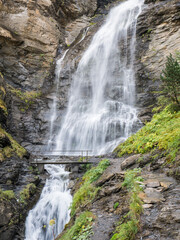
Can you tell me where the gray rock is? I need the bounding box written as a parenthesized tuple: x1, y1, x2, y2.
(121, 154, 141, 170)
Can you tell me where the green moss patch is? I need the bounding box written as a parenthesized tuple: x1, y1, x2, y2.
(0, 189, 15, 200)
(19, 183, 36, 204)
(71, 159, 110, 216)
(9, 86, 41, 111)
(0, 127, 26, 160)
(111, 169, 143, 240)
(114, 106, 180, 162)
(59, 211, 95, 240)
(0, 99, 8, 115)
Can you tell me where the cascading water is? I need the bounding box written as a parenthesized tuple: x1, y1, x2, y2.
(25, 165, 72, 240)
(25, 1, 144, 239)
(47, 49, 69, 151)
(55, 0, 144, 155)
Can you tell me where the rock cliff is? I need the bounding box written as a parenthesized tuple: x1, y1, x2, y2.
(0, 0, 179, 239)
(136, 0, 180, 123)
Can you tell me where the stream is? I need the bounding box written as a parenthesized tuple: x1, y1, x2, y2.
(25, 165, 72, 240)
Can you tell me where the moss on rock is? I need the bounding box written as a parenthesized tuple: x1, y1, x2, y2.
(71, 159, 110, 216)
(0, 189, 15, 200)
(114, 105, 180, 163)
(0, 126, 26, 161)
(9, 86, 42, 111)
(19, 183, 36, 204)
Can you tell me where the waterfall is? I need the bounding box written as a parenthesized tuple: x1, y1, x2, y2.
(25, 165, 72, 240)
(54, 0, 144, 155)
(25, 1, 144, 239)
(47, 49, 69, 151)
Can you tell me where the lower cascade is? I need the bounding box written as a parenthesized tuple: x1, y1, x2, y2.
(25, 165, 72, 240)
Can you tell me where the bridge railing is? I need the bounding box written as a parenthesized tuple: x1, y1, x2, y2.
(31, 150, 93, 162)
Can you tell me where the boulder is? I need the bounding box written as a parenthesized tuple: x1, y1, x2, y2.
(121, 154, 141, 170)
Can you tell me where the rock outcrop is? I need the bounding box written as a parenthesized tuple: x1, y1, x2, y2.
(0, 0, 110, 152)
(135, 0, 180, 119)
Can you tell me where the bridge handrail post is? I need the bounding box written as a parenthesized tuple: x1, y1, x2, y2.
(86, 150, 88, 162)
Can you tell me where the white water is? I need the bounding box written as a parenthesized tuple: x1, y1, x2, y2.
(47, 50, 69, 151)
(25, 165, 72, 240)
(25, 1, 144, 239)
(55, 0, 144, 155)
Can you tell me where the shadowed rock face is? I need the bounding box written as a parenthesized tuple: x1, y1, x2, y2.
(135, 0, 180, 120)
(0, 0, 62, 89)
(0, 0, 119, 152)
(0, 0, 98, 152)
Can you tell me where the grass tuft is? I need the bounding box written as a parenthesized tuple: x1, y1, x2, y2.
(111, 169, 143, 240)
(59, 212, 95, 240)
(71, 159, 110, 216)
(114, 106, 180, 162)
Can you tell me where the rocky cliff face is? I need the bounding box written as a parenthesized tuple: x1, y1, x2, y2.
(136, 0, 180, 122)
(0, 0, 115, 152)
(0, 0, 179, 239)
(0, 0, 97, 151)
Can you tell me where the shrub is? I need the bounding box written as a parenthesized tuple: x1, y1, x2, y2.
(160, 53, 180, 105)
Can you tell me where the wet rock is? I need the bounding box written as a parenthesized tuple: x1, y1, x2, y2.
(0, 201, 13, 227)
(140, 187, 165, 204)
(58, 0, 97, 21)
(142, 203, 153, 209)
(0, 133, 11, 148)
(135, 0, 180, 114)
(103, 183, 122, 196)
(160, 181, 173, 189)
(121, 154, 141, 170)
(0, 226, 16, 240)
(65, 16, 90, 46)
(96, 172, 124, 187)
(145, 179, 160, 188)
(138, 107, 153, 123)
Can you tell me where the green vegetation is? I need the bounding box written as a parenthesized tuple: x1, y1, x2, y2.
(0, 71, 3, 79)
(0, 127, 26, 161)
(160, 53, 180, 105)
(114, 105, 180, 162)
(89, 22, 97, 26)
(0, 189, 15, 200)
(71, 159, 110, 216)
(0, 84, 7, 115)
(9, 86, 41, 111)
(113, 202, 119, 210)
(19, 183, 36, 204)
(0, 98, 8, 115)
(59, 212, 95, 240)
(111, 169, 143, 240)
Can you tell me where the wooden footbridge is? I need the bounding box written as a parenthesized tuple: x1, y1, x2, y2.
(30, 150, 93, 173)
